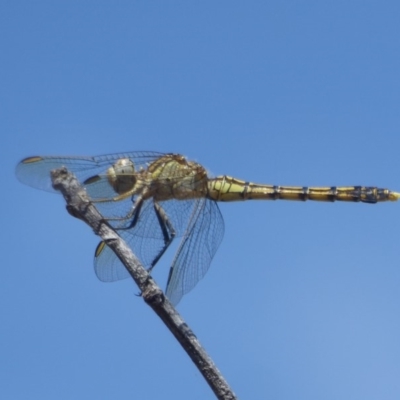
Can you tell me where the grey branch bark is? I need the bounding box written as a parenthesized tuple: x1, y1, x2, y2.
(51, 167, 237, 400)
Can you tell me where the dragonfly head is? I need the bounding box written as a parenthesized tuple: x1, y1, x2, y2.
(107, 158, 137, 194)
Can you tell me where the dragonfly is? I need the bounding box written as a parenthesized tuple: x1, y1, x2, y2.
(16, 151, 400, 305)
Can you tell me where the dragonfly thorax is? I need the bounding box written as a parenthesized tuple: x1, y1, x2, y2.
(107, 158, 137, 195)
(146, 156, 209, 201)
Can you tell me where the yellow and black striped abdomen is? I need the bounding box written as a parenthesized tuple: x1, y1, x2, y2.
(207, 175, 400, 204)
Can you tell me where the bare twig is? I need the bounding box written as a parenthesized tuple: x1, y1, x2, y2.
(51, 167, 237, 400)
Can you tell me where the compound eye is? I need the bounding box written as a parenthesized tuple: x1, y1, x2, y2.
(107, 158, 136, 194)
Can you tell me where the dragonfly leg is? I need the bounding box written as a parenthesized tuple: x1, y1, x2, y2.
(104, 195, 144, 228)
(118, 197, 144, 230)
(148, 202, 176, 272)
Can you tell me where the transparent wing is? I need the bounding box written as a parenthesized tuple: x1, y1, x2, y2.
(17, 150, 224, 302)
(94, 201, 168, 282)
(94, 198, 206, 282)
(165, 199, 224, 306)
(16, 151, 209, 220)
(93, 238, 131, 282)
(15, 151, 165, 194)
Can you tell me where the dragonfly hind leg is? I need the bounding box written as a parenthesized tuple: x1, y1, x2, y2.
(148, 202, 176, 272)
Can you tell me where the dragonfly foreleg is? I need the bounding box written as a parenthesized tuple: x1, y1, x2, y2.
(114, 196, 144, 230)
(148, 202, 176, 272)
(103, 195, 144, 229)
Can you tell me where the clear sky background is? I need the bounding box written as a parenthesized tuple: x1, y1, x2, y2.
(2, 2, 400, 399)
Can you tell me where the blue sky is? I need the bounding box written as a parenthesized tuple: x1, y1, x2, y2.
(2, 1, 400, 399)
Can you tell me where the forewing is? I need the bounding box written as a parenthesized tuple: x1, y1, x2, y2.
(94, 233, 168, 282)
(165, 199, 224, 306)
(94, 200, 167, 281)
(93, 239, 131, 282)
(94, 198, 203, 281)
(15, 151, 165, 194)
